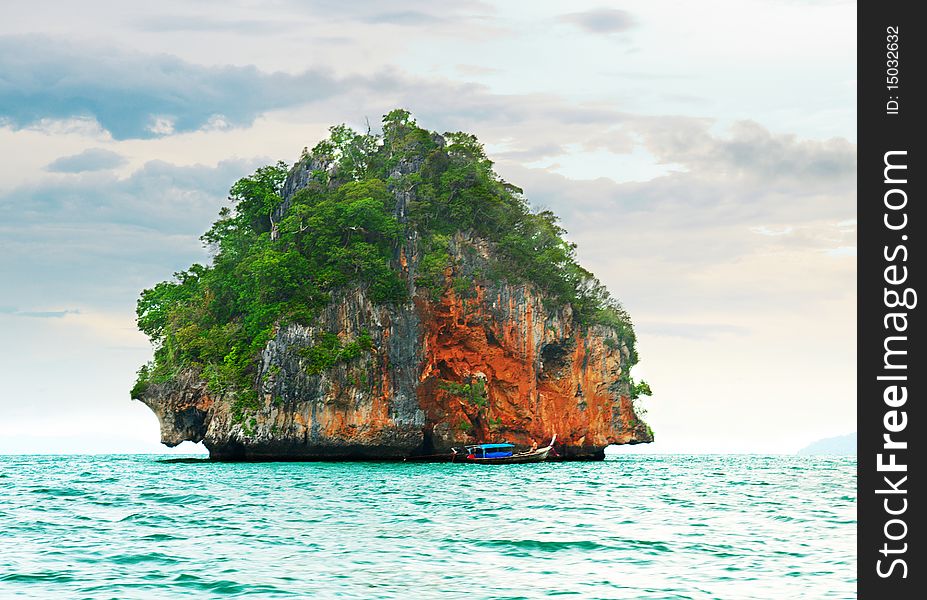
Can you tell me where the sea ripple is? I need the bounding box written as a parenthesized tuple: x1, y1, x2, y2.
(0, 454, 855, 599)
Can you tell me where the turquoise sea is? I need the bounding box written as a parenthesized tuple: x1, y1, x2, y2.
(0, 455, 855, 599)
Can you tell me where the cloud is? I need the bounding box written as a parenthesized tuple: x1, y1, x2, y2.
(636, 321, 749, 341)
(134, 15, 293, 33)
(0, 33, 638, 157)
(45, 148, 127, 173)
(0, 158, 264, 311)
(558, 8, 636, 34)
(287, 0, 492, 23)
(315, 76, 639, 162)
(497, 118, 855, 227)
(131, 2, 496, 35)
(491, 120, 856, 317)
(454, 64, 500, 77)
(633, 118, 857, 180)
(359, 11, 445, 25)
(0, 308, 81, 318)
(7, 158, 258, 230)
(0, 35, 344, 140)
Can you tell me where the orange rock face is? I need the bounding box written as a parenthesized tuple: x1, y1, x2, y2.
(415, 264, 651, 459)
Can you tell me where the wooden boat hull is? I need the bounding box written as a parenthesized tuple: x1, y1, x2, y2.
(452, 446, 552, 464)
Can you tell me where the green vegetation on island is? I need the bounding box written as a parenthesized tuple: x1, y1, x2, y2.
(132, 109, 640, 409)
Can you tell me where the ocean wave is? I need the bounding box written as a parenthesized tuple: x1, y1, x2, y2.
(0, 454, 856, 599)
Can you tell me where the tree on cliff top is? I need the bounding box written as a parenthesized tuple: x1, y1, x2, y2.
(132, 110, 637, 405)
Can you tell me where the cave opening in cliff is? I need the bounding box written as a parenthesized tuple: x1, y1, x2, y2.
(540, 341, 571, 376)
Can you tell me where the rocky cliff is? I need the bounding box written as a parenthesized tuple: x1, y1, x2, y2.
(135, 112, 652, 460)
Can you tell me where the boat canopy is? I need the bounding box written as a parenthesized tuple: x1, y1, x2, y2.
(463, 442, 515, 459)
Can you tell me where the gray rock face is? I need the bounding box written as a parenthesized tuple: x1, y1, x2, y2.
(139, 370, 212, 447)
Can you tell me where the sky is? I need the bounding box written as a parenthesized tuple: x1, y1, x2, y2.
(0, 0, 856, 454)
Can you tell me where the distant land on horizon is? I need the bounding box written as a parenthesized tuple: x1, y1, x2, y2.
(797, 433, 856, 456)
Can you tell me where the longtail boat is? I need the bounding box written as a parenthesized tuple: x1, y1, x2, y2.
(451, 434, 557, 464)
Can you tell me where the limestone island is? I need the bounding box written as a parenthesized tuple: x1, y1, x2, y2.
(132, 110, 653, 460)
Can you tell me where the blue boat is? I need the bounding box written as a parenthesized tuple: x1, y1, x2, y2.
(451, 435, 556, 464)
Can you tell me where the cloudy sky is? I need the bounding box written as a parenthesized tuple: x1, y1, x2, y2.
(0, 0, 856, 454)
